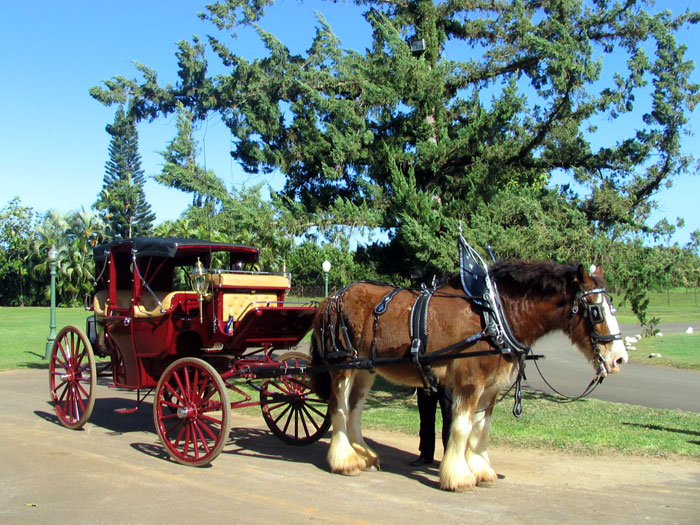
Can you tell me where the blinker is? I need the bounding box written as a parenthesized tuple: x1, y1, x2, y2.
(588, 303, 605, 325)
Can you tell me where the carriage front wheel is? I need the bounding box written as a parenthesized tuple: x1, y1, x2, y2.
(260, 351, 331, 445)
(153, 358, 231, 467)
(49, 326, 97, 430)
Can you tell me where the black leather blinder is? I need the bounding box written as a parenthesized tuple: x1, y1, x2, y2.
(587, 303, 605, 325)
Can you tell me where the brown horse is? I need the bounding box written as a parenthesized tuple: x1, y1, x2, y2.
(310, 261, 628, 491)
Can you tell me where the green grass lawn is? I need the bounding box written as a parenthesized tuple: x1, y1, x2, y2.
(0, 307, 90, 370)
(628, 332, 700, 370)
(614, 288, 700, 324)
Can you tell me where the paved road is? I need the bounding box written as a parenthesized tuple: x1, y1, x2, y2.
(1, 369, 699, 524)
(524, 322, 700, 413)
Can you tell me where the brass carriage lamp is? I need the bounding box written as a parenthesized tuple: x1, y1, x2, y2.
(191, 257, 209, 323)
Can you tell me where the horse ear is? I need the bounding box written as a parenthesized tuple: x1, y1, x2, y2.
(590, 264, 603, 277)
(576, 263, 586, 282)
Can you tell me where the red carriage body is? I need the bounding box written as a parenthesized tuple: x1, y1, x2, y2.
(48, 237, 329, 465)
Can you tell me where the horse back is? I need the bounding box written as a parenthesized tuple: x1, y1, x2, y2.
(317, 281, 486, 359)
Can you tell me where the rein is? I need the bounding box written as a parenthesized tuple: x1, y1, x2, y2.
(530, 285, 623, 403)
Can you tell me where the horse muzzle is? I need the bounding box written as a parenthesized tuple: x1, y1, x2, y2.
(603, 340, 628, 375)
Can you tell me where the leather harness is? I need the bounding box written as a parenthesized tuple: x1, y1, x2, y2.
(318, 236, 539, 416)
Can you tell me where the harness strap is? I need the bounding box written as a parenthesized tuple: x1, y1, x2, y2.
(370, 287, 401, 361)
(320, 284, 358, 361)
(409, 287, 438, 392)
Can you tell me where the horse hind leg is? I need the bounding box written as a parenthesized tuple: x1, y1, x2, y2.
(326, 371, 367, 476)
(347, 370, 379, 471)
(440, 393, 478, 492)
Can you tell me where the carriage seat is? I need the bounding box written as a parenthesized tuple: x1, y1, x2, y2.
(209, 272, 291, 289)
(92, 289, 184, 318)
(210, 273, 291, 322)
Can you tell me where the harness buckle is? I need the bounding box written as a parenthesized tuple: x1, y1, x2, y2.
(410, 338, 421, 357)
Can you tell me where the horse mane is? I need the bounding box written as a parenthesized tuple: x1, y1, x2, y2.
(489, 260, 579, 297)
(441, 260, 580, 298)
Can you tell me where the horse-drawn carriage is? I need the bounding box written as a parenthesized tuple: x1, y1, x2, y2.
(48, 237, 330, 466)
(49, 235, 628, 491)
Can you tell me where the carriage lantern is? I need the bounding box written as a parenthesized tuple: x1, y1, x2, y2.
(191, 257, 209, 323)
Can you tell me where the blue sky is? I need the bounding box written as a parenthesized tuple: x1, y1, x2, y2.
(1, 1, 699, 247)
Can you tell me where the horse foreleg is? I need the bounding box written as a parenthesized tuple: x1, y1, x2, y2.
(439, 395, 477, 492)
(466, 398, 497, 487)
(327, 372, 366, 476)
(346, 371, 379, 471)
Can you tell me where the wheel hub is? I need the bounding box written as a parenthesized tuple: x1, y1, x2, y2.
(177, 405, 195, 419)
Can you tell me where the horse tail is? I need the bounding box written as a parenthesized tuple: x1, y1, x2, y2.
(309, 331, 331, 401)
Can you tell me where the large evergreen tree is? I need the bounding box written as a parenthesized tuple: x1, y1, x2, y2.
(95, 107, 155, 238)
(91, 0, 699, 282)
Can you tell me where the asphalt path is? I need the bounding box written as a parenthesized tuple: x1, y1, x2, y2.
(524, 322, 700, 413)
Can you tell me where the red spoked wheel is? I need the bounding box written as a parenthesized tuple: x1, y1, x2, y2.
(153, 358, 231, 467)
(260, 351, 331, 445)
(49, 326, 97, 430)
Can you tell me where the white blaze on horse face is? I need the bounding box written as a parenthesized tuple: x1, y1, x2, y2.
(601, 295, 628, 374)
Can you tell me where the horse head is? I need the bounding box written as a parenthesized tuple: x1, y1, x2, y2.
(570, 264, 628, 377)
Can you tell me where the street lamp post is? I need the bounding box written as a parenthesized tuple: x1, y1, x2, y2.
(322, 260, 331, 297)
(45, 245, 58, 359)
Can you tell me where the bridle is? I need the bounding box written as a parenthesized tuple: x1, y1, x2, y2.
(571, 286, 623, 381)
(531, 283, 624, 403)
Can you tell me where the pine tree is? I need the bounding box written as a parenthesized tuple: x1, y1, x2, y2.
(95, 107, 155, 238)
(91, 0, 699, 280)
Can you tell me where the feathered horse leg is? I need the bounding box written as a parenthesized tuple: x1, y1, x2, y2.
(346, 370, 380, 471)
(326, 370, 367, 476)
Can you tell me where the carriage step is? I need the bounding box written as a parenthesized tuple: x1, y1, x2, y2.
(114, 407, 140, 415)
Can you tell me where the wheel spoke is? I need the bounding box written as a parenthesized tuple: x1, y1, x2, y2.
(299, 403, 322, 432)
(193, 421, 212, 454)
(75, 379, 91, 399)
(166, 378, 187, 406)
(192, 368, 201, 401)
(171, 370, 187, 403)
(183, 367, 192, 401)
(197, 418, 219, 442)
(302, 400, 328, 419)
(198, 413, 223, 426)
(272, 402, 294, 426)
(280, 405, 295, 435)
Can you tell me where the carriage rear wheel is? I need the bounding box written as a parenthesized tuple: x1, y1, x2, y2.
(49, 326, 97, 430)
(153, 358, 231, 467)
(260, 351, 331, 446)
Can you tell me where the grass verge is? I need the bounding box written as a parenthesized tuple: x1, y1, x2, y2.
(614, 288, 700, 324)
(359, 377, 700, 458)
(628, 332, 700, 371)
(0, 307, 91, 370)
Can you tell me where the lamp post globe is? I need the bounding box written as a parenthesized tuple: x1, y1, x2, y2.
(45, 245, 58, 359)
(322, 260, 331, 297)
